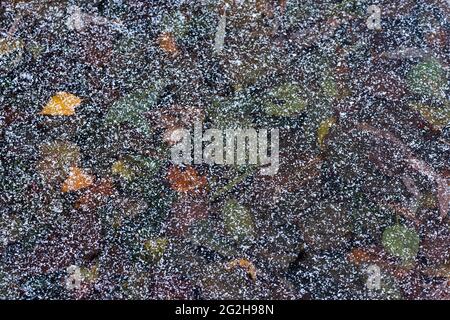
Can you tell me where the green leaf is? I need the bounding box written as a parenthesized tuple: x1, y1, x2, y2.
(321, 75, 343, 99)
(223, 199, 255, 243)
(263, 83, 308, 117)
(407, 58, 447, 100)
(382, 225, 420, 264)
(105, 82, 164, 136)
(409, 102, 450, 129)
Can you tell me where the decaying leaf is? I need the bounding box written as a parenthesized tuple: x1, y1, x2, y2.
(111, 160, 135, 180)
(263, 83, 308, 117)
(112, 155, 160, 181)
(0, 38, 24, 74)
(105, 85, 163, 135)
(143, 238, 168, 262)
(75, 179, 115, 210)
(223, 199, 255, 242)
(166, 195, 209, 236)
(409, 102, 450, 129)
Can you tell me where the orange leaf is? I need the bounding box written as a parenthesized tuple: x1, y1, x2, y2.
(40, 92, 82, 116)
(347, 248, 374, 265)
(158, 32, 179, 55)
(62, 166, 94, 192)
(167, 166, 207, 193)
(225, 258, 257, 281)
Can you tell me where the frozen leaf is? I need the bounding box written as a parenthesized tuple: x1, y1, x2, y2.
(61, 166, 94, 193)
(75, 179, 115, 211)
(225, 258, 257, 281)
(166, 196, 209, 236)
(158, 32, 179, 56)
(263, 83, 308, 117)
(321, 76, 339, 99)
(143, 238, 168, 262)
(317, 116, 336, 149)
(111, 160, 135, 180)
(0, 38, 24, 75)
(406, 58, 447, 100)
(167, 166, 207, 194)
(223, 199, 255, 242)
(40, 92, 82, 116)
(105, 85, 163, 136)
(382, 225, 420, 265)
(37, 141, 80, 184)
(409, 102, 450, 129)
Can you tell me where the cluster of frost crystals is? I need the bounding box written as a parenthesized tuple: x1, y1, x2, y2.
(0, 0, 449, 300)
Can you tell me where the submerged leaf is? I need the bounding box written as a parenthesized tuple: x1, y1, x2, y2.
(317, 116, 336, 149)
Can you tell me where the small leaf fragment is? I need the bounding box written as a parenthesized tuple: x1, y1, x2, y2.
(263, 83, 308, 117)
(158, 32, 179, 55)
(225, 258, 257, 281)
(143, 238, 168, 262)
(112, 160, 135, 180)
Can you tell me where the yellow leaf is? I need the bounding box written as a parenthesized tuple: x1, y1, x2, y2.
(317, 116, 336, 149)
(80, 264, 99, 283)
(0, 38, 23, 56)
(111, 160, 135, 180)
(62, 166, 94, 192)
(409, 102, 450, 129)
(41, 92, 82, 116)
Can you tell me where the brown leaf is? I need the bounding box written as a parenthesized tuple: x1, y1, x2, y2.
(167, 166, 207, 194)
(158, 32, 179, 55)
(75, 178, 115, 210)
